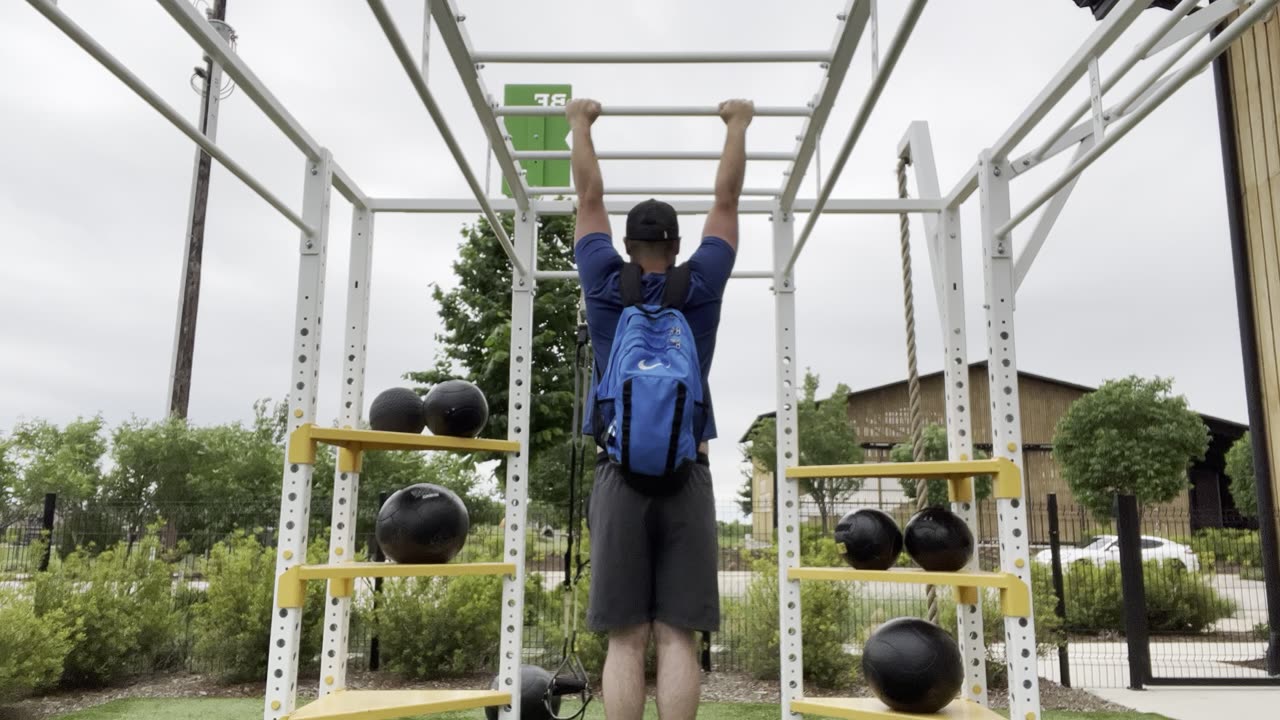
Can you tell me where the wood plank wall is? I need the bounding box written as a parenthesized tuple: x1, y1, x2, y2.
(1226, 7, 1280, 544)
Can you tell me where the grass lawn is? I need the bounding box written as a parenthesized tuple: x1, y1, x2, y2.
(51, 698, 1170, 720)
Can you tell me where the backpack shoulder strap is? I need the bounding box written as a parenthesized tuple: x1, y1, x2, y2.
(619, 263, 644, 307)
(661, 263, 692, 310)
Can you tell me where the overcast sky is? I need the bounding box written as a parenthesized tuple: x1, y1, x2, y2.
(0, 1, 1248, 517)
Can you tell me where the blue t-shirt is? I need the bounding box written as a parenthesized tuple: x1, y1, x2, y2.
(576, 232, 736, 442)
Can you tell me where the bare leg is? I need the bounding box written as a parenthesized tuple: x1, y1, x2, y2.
(653, 621, 700, 720)
(603, 624, 649, 720)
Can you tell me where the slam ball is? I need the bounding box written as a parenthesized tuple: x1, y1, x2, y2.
(904, 506, 975, 572)
(423, 379, 489, 438)
(369, 387, 427, 434)
(833, 508, 902, 570)
(862, 617, 964, 714)
(484, 665, 568, 720)
(375, 483, 469, 564)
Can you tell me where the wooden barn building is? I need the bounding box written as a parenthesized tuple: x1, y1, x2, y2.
(743, 362, 1247, 543)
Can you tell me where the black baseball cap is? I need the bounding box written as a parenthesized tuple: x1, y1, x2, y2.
(625, 199, 680, 242)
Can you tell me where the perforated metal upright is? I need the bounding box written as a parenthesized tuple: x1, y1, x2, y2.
(497, 211, 538, 720)
(771, 202, 803, 720)
(266, 150, 334, 720)
(977, 149, 1041, 720)
(900, 122, 988, 705)
(317, 203, 375, 697)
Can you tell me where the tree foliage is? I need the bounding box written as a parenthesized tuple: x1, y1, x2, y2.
(406, 213, 582, 508)
(3, 417, 106, 509)
(741, 371, 863, 531)
(1224, 432, 1257, 518)
(890, 423, 993, 507)
(1053, 376, 1209, 520)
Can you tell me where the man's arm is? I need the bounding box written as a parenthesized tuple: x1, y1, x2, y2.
(567, 98, 610, 242)
(702, 99, 754, 251)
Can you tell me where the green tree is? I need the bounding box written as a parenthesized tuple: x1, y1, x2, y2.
(528, 436, 596, 526)
(4, 417, 106, 509)
(1224, 432, 1257, 517)
(890, 423, 993, 507)
(1053, 376, 1209, 520)
(741, 371, 863, 531)
(406, 213, 582, 506)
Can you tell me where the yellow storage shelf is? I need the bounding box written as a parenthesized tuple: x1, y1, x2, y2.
(287, 689, 511, 720)
(788, 567, 1029, 617)
(277, 562, 516, 608)
(785, 459, 1021, 501)
(288, 424, 520, 472)
(791, 697, 1002, 720)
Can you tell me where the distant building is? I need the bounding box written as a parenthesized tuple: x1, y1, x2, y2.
(742, 362, 1247, 542)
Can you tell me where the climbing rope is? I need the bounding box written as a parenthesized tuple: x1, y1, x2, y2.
(897, 156, 940, 626)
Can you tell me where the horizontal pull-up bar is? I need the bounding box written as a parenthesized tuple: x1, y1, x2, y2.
(997, 0, 1277, 238)
(495, 105, 812, 117)
(522, 184, 778, 196)
(513, 150, 796, 162)
(535, 269, 773, 281)
(367, 197, 943, 215)
(527, 186, 780, 197)
(471, 50, 832, 63)
(368, 0, 526, 275)
(27, 0, 315, 236)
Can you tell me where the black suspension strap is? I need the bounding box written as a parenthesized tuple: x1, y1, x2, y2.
(549, 300, 592, 720)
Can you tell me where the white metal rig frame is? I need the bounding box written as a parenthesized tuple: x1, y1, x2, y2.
(19, 1, 1278, 720)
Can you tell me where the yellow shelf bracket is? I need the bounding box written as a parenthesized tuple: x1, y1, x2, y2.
(287, 423, 318, 466)
(277, 565, 304, 609)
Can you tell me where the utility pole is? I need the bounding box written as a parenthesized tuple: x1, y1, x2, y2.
(168, 0, 234, 418)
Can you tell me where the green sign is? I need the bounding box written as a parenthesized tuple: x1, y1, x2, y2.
(502, 84, 572, 197)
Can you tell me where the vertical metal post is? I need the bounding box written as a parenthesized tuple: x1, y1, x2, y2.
(168, 2, 233, 418)
(39, 493, 56, 572)
(901, 123, 988, 703)
(1047, 493, 1071, 688)
(1115, 494, 1151, 689)
(318, 203, 375, 696)
(977, 149, 1041, 720)
(497, 211, 535, 720)
(369, 489, 390, 672)
(772, 202, 803, 719)
(264, 150, 332, 720)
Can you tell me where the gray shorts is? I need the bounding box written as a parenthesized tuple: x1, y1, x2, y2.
(586, 457, 720, 633)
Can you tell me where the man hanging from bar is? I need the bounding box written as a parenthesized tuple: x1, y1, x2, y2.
(566, 95, 753, 720)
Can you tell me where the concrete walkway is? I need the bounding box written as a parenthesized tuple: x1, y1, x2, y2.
(1088, 686, 1280, 719)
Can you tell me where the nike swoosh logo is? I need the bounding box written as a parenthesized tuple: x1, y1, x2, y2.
(637, 359, 665, 370)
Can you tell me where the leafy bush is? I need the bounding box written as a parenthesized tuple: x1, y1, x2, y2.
(1186, 528, 1262, 570)
(1225, 433, 1257, 517)
(33, 537, 180, 687)
(193, 530, 333, 681)
(725, 554, 856, 688)
(1062, 560, 1235, 634)
(939, 563, 1064, 687)
(375, 573, 545, 678)
(0, 589, 72, 701)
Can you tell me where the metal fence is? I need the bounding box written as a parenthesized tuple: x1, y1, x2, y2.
(1, 490, 1276, 688)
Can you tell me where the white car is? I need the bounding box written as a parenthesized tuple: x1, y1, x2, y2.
(1033, 534, 1199, 572)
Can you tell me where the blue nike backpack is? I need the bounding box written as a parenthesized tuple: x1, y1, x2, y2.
(593, 263, 704, 489)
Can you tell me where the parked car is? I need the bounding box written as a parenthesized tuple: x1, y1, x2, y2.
(1033, 534, 1199, 572)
